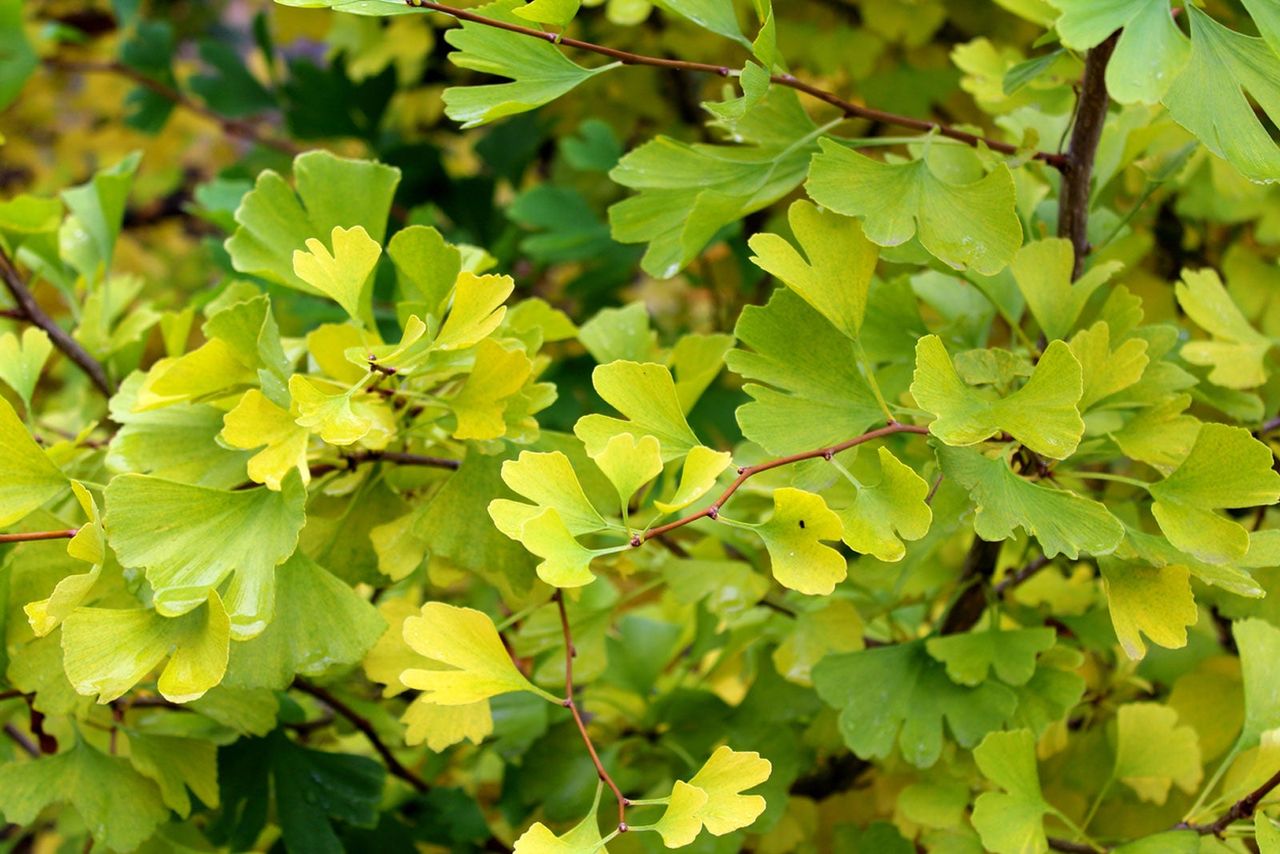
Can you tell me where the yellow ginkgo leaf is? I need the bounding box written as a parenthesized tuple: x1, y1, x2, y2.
(686, 746, 771, 835)
(434, 272, 514, 352)
(590, 433, 663, 515)
(651, 781, 710, 848)
(401, 602, 553, 704)
(654, 445, 732, 514)
(402, 694, 493, 751)
(514, 811, 608, 854)
(292, 225, 383, 324)
(221, 389, 311, 491)
(450, 338, 533, 440)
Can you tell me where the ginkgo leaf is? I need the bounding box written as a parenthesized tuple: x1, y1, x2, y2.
(0, 326, 51, 409)
(221, 389, 311, 491)
(0, 740, 169, 853)
(1149, 424, 1280, 564)
(752, 487, 846, 595)
(1235, 618, 1280, 749)
(912, 335, 1085, 460)
(226, 150, 400, 293)
(939, 446, 1124, 559)
(971, 729, 1052, 854)
(289, 375, 395, 447)
(652, 780, 710, 847)
(291, 225, 382, 324)
(747, 199, 878, 340)
(514, 506, 601, 588)
(61, 593, 231, 703)
(25, 482, 107, 636)
(686, 746, 771, 836)
(590, 433, 663, 514)
(490, 450, 608, 536)
(1011, 238, 1123, 342)
(1049, 0, 1188, 104)
(835, 446, 932, 562)
(1098, 558, 1197, 659)
(104, 473, 306, 638)
(575, 361, 700, 461)
(442, 0, 612, 128)
(451, 338, 535, 440)
(513, 0, 580, 26)
(1176, 268, 1273, 389)
(514, 810, 609, 853)
(1068, 321, 1149, 410)
(1164, 6, 1280, 184)
(0, 395, 67, 526)
(655, 445, 732, 514)
(813, 640, 1018, 768)
(806, 140, 1021, 275)
(772, 599, 864, 686)
(1113, 703, 1203, 804)
(124, 730, 219, 817)
(433, 272, 514, 352)
(726, 288, 882, 454)
(401, 602, 549, 704)
(925, 627, 1056, 687)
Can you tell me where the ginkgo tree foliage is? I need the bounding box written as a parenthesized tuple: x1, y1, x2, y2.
(5, 0, 1280, 851)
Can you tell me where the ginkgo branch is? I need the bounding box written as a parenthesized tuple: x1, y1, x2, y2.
(291, 678, 430, 793)
(2, 723, 39, 758)
(407, 0, 1068, 169)
(639, 421, 930, 544)
(555, 590, 630, 832)
(308, 449, 461, 478)
(0, 529, 80, 544)
(1176, 765, 1280, 837)
(42, 57, 301, 157)
(0, 247, 114, 397)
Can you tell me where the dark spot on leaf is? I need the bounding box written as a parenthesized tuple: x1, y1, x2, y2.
(799, 519, 806, 529)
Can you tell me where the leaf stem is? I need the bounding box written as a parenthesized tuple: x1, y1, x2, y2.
(1177, 760, 1280, 836)
(406, 0, 1067, 168)
(0, 529, 79, 544)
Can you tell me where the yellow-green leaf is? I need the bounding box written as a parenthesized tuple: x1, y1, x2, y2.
(400, 602, 546, 704)
(753, 487, 846, 595)
(0, 395, 67, 526)
(292, 224, 382, 324)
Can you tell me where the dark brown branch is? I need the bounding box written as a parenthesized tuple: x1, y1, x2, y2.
(408, 1, 1067, 169)
(2, 723, 39, 758)
(993, 554, 1051, 596)
(41, 58, 300, 157)
(0, 529, 79, 544)
(1057, 32, 1119, 279)
(939, 538, 1003, 635)
(307, 449, 461, 479)
(555, 590, 629, 832)
(640, 422, 930, 543)
(0, 247, 114, 397)
(1176, 766, 1280, 837)
(291, 678, 429, 793)
(1048, 838, 1105, 854)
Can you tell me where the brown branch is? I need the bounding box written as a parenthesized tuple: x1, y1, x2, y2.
(1057, 32, 1119, 279)
(0, 247, 114, 397)
(939, 538, 1003, 635)
(639, 422, 930, 544)
(408, 1, 1067, 169)
(41, 58, 301, 157)
(2, 723, 39, 758)
(993, 554, 1051, 596)
(291, 678, 429, 793)
(306, 449, 461, 479)
(1176, 766, 1280, 837)
(555, 590, 629, 832)
(0, 529, 79, 544)
(1048, 838, 1105, 854)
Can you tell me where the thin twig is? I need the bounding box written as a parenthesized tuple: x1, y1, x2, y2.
(42, 58, 301, 156)
(639, 422, 929, 544)
(1048, 838, 1105, 854)
(1176, 766, 1280, 837)
(291, 678, 429, 793)
(0, 247, 114, 397)
(555, 590, 629, 832)
(306, 449, 460, 480)
(2, 723, 39, 758)
(993, 554, 1051, 596)
(408, 0, 1066, 169)
(0, 529, 79, 544)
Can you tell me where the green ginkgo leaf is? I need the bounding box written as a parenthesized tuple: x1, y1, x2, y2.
(291, 224, 382, 324)
(1098, 558, 1197, 659)
(655, 445, 732, 514)
(0, 395, 67, 527)
(1068, 321, 1149, 410)
(772, 599, 864, 686)
(104, 473, 306, 638)
(0, 740, 169, 853)
(835, 446, 932, 562)
(61, 592, 231, 703)
(124, 730, 219, 817)
(806, 140, 1021, 275)
(400, 602, 549, 704)
(1113, 703, 1203, 804)
(726, 288, 882, 454)
(225, 150, 400, 293)
(752, 487, 846, 595)
(1176, 268, 1273, 390)
(1164, 6, 1280, 184)
(1149, 424, 1280, 564)
(1011, 238, 1123, 342)
(912, 335, 1085, 460)
(652, 780, 710, 847)
(970, 729, 1052, 854)
(512, 0, 580, 26)
(590, 433, 663, 515)
(1235, 618, 1280, 749)
(0, 326, 51, 410)
(939, 446, 1124, 559)
(490, 450, 608, 536)
(442, 0, 613, 128)
(1049, 0, 1188, 104)
(575, 361, 700, 461)
(925, 627, 1056, 688)
(747, 199, 878, 340)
